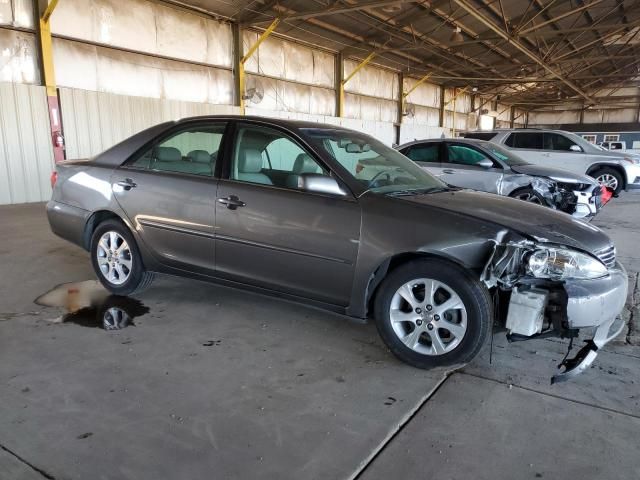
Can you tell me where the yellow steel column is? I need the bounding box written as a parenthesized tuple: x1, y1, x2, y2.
(238, 19, 280, 115)
(37, 0, 64, 162)
(338, 51, 376, 117)
(400, 72, 433, 120)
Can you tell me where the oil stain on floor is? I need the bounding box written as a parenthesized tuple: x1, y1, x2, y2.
(35, 280, 149, 330)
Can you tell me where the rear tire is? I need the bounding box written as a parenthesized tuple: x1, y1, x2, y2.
(373, 258, 491, 369)
(90, 219, 154, 295)
(591, 167, 623, 195)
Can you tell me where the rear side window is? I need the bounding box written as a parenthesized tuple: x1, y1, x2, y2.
(404, 144, 440, 163)
(543, 133, 580, 151)
(130, 124, 226, 176)
(505, 132, 543, 149)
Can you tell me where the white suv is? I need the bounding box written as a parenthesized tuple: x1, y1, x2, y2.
(462, 129, 640, 194)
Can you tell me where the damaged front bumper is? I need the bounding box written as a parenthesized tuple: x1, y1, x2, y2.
(483, 241, 628, 383)
(531, 177, 600, 219)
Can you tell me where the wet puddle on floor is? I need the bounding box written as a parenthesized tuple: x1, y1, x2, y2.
(35, 280, 149, 330)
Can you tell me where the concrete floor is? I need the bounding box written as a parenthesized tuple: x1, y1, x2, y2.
(1, 194, 639, 480)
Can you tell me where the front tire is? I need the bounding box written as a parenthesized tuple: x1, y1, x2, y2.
(591, 167, 623, 195)
(90, 219, 154, 295)
(373, 258, 491, 368)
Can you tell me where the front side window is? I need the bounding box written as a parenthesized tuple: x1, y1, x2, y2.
(231, 124, 327, 189)
(446, 144, 494, 166)
(544, 133, 581, 151)
(505, 132, 543, 149)
(303, 128, 446, 195)
(130, 124, 225, 176)
(404, 143, 440, 163)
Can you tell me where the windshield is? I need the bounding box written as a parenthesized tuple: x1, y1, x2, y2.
(302, 128, 447, 195)
(483, 142, 529, 166)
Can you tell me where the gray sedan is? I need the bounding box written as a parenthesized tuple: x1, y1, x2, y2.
(396, 138, 603, 219)
(47, 116, 627, 382)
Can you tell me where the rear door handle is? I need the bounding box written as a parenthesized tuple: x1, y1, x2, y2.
(217, 195, 246, 210)
(442, 169, 456, 174)
(116, 178, 137, 190)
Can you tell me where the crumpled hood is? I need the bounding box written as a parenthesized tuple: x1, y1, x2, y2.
(402, 189, 611, 253)
(510, 164, 597, 185)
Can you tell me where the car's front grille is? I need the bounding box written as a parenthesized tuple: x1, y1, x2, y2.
(595, 245, 616, 268)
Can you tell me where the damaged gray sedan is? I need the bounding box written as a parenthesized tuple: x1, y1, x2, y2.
(397, 138, 604, 219)
(47, 116, 626, 382)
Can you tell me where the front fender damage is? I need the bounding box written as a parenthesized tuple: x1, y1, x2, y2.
(480, 234, 623, 384)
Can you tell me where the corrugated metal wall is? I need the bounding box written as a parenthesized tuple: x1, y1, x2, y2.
(0, 82, 54, 205)
(60, 88, 241, 159)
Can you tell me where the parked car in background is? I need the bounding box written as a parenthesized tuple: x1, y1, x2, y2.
(47, 116, 627, 382)
(461, 129, 640, 195)
(394, 138, 604, 219)
(598, 141, 625, 151)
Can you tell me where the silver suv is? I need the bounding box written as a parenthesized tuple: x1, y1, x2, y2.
(462, 129, 640, 194)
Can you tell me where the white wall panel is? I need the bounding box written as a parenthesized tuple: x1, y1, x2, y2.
(0, 82, 54, 204)
(399, 124, 445, 144)
(344, 60, 398, 100)
(0, 0, 34, 28)
(0, 29, 39, 85)
(528, 110, 581, 125)
(403, 105, 439, 127)
(53, 38, 233, 105)
(403, 78, 440, 108)
(444, 88, 472, 113)
(59, 87, 240, 159)
(344, 93, 397, 123)
(51, 0, 232, 68)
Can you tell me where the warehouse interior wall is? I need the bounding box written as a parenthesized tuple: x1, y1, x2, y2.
(1, 0, 477, 205)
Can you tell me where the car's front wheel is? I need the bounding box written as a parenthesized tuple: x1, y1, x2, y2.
(90, 219, 154, 295)
(591, 167, 623, 195)
(373, 258, 491, 368)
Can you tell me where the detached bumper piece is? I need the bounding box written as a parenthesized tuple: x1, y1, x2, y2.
(551, 315, 626, 384)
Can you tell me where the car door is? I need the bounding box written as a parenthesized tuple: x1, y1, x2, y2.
(214, 122, 360, 306)
(439, 142, 503, 193)
(113, 122, 227, 275)
(400, 142, 445, 178)
(541, 132, 589, 173)
(503, 132, 551, 166)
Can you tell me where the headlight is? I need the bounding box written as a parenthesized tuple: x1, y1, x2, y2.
(526, 247, 607, 280)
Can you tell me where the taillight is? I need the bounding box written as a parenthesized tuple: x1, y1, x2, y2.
(50, 171, 58, 188)
(601, 187, 613, 205)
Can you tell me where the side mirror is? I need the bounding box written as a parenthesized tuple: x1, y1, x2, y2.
(569, 144, 582, 152)
(478, 158, 494, 169)
(299, 174, 347, 196)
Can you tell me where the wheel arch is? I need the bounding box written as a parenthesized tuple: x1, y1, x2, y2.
(586, 163, 627, 189)
(82, 210, 129, 251)
(364, 251, 481, 318)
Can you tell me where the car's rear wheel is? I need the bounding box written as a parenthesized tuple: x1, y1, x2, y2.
(509, 187, 544, 205)
(373, 258, 491, 368)
(591, 167, 623, 195)
(90, 219, 154, 295)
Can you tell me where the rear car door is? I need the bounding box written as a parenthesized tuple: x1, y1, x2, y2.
(113, 122, 227, 274)
(542, 132, 589, 173)
(400, 142, 445, 178)
(503, 132, 551, 166)
(439, 142, 503, 192)
(214, 122, 360, 306)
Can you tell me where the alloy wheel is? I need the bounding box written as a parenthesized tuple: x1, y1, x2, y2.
(389, 278, 468, 356)
(596, 173, 618, 191)
(96, 231, 133, 285)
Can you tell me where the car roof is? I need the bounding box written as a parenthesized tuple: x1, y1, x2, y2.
(177, 115, 351, 132)
(398, 138, 492, 148)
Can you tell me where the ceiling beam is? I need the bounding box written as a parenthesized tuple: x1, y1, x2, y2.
(453, 0, 596, 103)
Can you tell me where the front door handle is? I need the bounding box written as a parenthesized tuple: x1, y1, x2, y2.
(217, 195, 246, 210)
(116, 178, 137, 190)
(442, 169, 456, 174)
